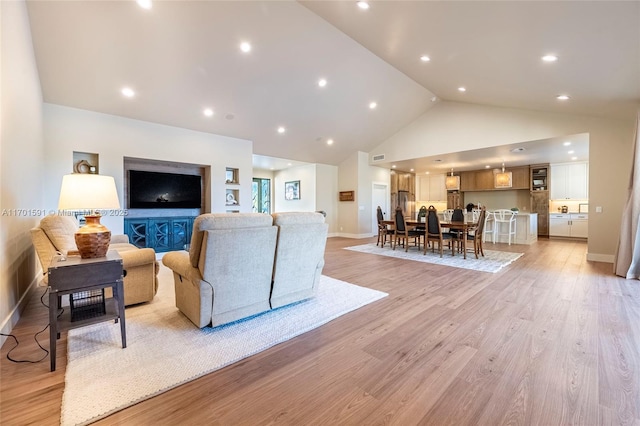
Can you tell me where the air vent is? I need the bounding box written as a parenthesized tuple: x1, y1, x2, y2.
(372, 154, 385, 162)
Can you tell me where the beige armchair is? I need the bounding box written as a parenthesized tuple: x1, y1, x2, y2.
(162, 213, 278, 328)
(31, 215, 158, 306)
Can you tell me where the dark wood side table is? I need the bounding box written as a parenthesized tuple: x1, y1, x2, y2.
(47, 250, 126, 371)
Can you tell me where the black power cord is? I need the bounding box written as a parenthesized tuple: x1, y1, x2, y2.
(0, 287, 63, 364)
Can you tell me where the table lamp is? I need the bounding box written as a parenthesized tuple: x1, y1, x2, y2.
(58, 174, 121, 259)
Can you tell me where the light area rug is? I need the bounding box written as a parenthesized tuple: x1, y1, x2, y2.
(61, 269, 387, 426)
(345, 243, 524, 273)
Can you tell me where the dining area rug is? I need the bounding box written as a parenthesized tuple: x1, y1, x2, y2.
(344, 243, 523, 273)
(60, 267, 387, 426)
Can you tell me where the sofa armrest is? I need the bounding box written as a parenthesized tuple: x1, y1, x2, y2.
(118, 247, 157, 269)
(110, 234, 130, 244)
(162, 251, 202, 283)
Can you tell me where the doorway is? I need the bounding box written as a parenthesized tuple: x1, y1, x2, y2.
(252, 178, 271, 213)
(372, 183, 389, 235)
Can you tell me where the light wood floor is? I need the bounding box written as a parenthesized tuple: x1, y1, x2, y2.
(2, 237, 639, 425)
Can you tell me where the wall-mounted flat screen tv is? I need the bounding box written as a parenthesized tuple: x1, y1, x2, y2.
(128, 170, 201, 209)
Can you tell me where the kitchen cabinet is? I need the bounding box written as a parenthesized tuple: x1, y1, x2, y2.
(549, 213, 588, 238)
(530, 191, 549, 236)
(418, 174, 446, 201)
(460, 166, 528, 191)
(510, 167, 530, 189)
(447, 191, 461, 209)
(550, 162, 588, 200)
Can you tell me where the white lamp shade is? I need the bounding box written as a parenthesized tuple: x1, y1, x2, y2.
(58, 174, 121, 210)
(494, 171, 513, 188)
(445, 175, 460, 190)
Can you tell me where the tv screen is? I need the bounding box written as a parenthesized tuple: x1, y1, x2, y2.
(128, 170, 202, 209)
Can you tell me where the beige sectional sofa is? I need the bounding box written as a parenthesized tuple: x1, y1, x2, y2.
(162, 212, 328, 328)
(31, 215, 159, 306)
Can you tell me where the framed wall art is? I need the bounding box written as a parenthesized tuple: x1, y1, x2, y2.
(285, 180, 300, 200)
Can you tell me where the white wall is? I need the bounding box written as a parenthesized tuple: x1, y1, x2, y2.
(338, 152, 390, 238)
(42, 104, 253, 234)
(0, 0, 45, 336)
(315, 163, 338, 235)
(273, 164, 317, 213)
(372, 101, 635, 261)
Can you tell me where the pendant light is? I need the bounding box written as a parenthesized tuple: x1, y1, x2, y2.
(445, 168, 460, 190)
(494, 162, 512, 188)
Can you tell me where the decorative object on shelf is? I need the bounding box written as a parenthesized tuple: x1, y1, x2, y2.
(58, 174, 121, 259)
(339, 190, 355, 202)
(225, 167, 239, 184)
(73, 159, 96, 174)
(494, 163, 513, 188)
(226, 192, 237, 205)
(445, 168, 460, 190)
(285, 180, 300, 200)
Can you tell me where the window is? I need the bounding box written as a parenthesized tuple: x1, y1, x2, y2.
(252, 178, 271, 213)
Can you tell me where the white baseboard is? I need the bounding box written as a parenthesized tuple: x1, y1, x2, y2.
(329, 233, 374, 239)
(586, 253, 614, 263)
(0, 273, 41, 345)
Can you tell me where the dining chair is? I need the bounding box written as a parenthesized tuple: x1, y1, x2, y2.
(393, 207, 423, 251)
(493, 209, 517, 245)
(460, 207, 486, 258)
(425, 205, 454, 257)
(448, 207, 466, 244)
(376, 206, 393, 247)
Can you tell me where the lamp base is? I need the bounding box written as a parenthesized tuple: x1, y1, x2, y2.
(75, 215, 111, 259)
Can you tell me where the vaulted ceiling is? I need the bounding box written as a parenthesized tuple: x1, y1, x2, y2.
(26, 1, 639, 170)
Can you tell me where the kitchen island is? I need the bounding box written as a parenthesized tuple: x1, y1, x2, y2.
(490, 211, 538, 245)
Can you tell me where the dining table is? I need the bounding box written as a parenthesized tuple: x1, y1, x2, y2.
(381, 219, 478, 259)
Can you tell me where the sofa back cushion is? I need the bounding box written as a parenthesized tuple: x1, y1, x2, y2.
(189, 213, 274, 267)
(39, 214, 78, 253)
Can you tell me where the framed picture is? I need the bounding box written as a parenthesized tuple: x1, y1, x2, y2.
(285, 180, 300, 200)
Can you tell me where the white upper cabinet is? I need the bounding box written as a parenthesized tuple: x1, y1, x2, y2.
(418, 174, 446, 201)
(550, 162, 588, 200)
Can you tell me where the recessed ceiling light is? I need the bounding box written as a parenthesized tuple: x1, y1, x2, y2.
(136, 0, 152, 10)
(433, 159, 442, 162)
(410, 168, 414, 172)
(327, 138, 334, 145)
(458, 87, 466, 92)
(357, 1, 370, 10)
(571, 156, 578, 161)
(270, 167, 274, 170)
(121, 87, 135, 98)
(240, 42, 251, 53)
(287, 163, 292, 166)
(485, 165, 491, 169)
(563, 141, 572, 146)
(542, 54, 558, 62)
(277, 126, 286, 134)
(431, 96, 438, 102)
(318, 78, 327, 88)
(203, 108, 214, 117)
(568, 150, 575, 154)
(425, 171, 430, 175)
(420, 55, 430, 62)
(392, 165, 397, 168)
(511, 147, 526, 153)
(556, 94, 570, 100)
(369, 102, 377, 109)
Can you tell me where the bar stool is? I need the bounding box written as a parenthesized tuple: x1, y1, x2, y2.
(483, 211, 495, 243)
(493, 209, 516, 245)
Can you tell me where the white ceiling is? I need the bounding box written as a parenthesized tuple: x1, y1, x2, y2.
(25, 1, 639, 171)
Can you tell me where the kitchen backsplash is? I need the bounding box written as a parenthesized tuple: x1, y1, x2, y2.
(549, 199, 588, 213)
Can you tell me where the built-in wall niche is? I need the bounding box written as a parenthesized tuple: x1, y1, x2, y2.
(73, 151, 99, 174)
(123, 157, 210, 219)
(225, 167, 239, 184)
